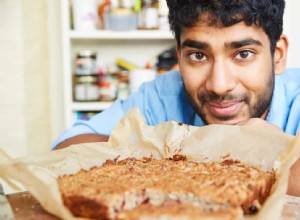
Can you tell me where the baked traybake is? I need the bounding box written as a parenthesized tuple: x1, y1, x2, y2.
(116, 203, 242, 220)
(58, 155, 275, 220)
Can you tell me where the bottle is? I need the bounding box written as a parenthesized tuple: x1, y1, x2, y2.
(117, 72, 130, 99)
(72, 0, 98, 31)
(138, 0, 159, 30)
(98, 72, 118, 101)
(158, 0, 169, 30)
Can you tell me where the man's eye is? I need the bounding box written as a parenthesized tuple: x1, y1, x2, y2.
(235, 50, 254, 60)
(189, 52, 207, 61)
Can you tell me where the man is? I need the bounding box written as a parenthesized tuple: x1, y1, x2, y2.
(53, 1, 300, 196)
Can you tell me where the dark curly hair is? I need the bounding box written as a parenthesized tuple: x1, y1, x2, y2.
(166, 0, 285, 53)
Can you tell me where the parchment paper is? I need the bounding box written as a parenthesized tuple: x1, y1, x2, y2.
(0, 108, 299, 220)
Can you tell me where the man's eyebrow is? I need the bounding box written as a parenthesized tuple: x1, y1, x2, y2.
(225, 38, 263, 50)
(181, 39, 211, 51)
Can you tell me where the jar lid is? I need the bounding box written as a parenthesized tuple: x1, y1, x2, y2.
(77, 50, 97, 59)
(75, 75, 98, 83)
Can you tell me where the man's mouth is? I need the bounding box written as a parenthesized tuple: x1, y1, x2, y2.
(207, 101, 243, 118)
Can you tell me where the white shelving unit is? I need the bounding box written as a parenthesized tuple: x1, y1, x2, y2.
(69, 30, 174, 40)
(61, 0, 176, 129)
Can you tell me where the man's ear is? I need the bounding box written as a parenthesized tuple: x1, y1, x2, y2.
(274, 35, 289, 75)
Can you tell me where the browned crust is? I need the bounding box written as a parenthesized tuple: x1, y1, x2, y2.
(61, 194, 110, 219)
(58, 156, 275, 219)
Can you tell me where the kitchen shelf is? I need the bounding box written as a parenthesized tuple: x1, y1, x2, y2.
(69, 30, 174, 40)
(61, 0, 175, 128)
(71, 102, 113, 111)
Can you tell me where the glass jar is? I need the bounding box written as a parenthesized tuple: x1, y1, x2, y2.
(138, 0, 159, 30)
(74, 75, 99, 101)
(75, 50, 97, 75)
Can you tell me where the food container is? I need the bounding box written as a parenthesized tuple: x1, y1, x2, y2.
(138, 0, 159, 29)
(72, 0, 98, 31)
(75, 50, 97, 75)
(74, 75, 99, 101)
(104, 8, 137, 31)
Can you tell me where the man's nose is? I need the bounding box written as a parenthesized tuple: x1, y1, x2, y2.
(205, 60, 236, 95)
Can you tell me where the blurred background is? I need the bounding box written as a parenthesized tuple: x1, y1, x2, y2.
(0, 0, 299, 158)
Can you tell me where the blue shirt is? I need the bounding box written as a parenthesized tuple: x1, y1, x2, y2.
(52, 68, 300, 148)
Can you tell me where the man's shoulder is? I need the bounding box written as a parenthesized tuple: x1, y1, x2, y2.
(280, 68, 300, 91)
(277, 68, 300, 134)
(138, 70, 194, 125)
(278, 68, 300, 99)
(151, 70, 184, 96)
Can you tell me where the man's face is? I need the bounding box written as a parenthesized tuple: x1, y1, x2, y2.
(177, 22, 276, 125)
